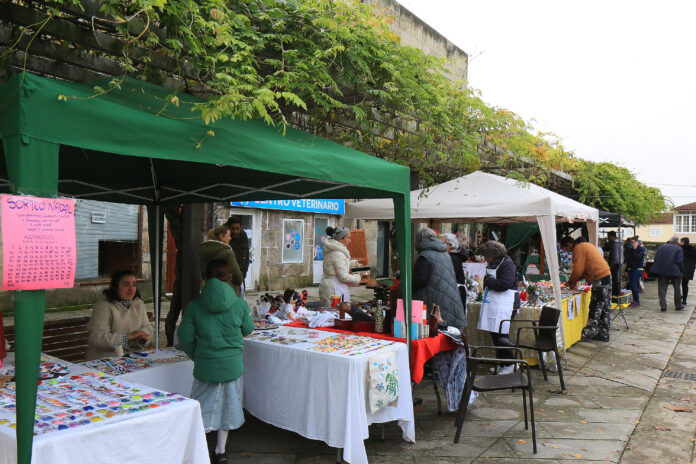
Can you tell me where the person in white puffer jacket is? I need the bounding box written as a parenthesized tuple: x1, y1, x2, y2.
(318, 226, 361, 307)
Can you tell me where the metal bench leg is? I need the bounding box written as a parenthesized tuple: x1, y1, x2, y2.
(336, 448, 342, 463)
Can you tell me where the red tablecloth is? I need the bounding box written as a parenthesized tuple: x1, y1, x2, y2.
(285, 321, 456, 383)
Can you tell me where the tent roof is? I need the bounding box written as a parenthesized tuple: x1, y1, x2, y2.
(345, 171, 598, 223)
(599, 211, 635, 228)
(0, 73, 409, 204)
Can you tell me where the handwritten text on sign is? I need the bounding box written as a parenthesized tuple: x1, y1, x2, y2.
(1, 195, 76, 290)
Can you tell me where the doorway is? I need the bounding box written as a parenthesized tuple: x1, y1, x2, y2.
(228, 209, 261, 291)
(312, 216, 335, 284)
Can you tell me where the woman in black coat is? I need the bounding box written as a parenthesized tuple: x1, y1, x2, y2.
(680, 237, 696, 305)
(479, 241, 519, 374)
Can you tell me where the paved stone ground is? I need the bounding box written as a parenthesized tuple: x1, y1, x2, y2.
(216, 280, 696, 463)
(7, 282, 696, 463)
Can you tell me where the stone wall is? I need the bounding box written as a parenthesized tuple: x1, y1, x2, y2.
(366, 0, 468, 85)
(215, 204, 344, 291)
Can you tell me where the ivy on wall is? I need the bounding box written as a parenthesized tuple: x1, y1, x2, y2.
(6, 0, 669, 223)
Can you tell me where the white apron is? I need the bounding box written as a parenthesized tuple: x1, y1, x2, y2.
(332, 278, 351, 303)
(477, 261, 516, 334)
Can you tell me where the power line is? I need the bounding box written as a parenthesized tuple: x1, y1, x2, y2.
(645, 183, 696, 188)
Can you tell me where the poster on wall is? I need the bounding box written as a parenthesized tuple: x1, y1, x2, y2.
(1, 195, 77, 290)
(282, 219, 304, 263)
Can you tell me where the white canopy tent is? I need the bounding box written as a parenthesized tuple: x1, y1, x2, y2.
(345, 171, 600, 356)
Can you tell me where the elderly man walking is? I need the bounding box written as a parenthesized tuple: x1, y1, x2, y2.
(652, 236, 684, 311)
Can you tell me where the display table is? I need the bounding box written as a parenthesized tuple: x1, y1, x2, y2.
(466, 291, 591, 360)
(285, 321, 457, 383)
(244, 326, 415, 464)
(0, 363, 209, 464)
(80, 348, 195, 397)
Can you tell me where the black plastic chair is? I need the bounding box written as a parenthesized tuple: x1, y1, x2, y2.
(453, 335, 536, 453)
(499, 305, 565, 393)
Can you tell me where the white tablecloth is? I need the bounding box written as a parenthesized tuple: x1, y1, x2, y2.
(243, 328, 415, 464)
(118, 353, 194, 398)
(0, 383, 209, 464)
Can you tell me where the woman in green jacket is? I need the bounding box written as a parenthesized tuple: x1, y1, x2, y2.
(178, 259, 254, 464)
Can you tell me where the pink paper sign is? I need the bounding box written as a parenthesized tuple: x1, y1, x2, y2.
(411, 300, 424, 324)
(396, 299, 424, 323)
(1, 195, 76, 290)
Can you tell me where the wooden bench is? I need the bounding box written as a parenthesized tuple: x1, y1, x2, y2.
(4, 316, 90, 363)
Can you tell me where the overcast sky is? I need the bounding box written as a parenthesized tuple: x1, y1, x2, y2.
(397, 0, 696, 207)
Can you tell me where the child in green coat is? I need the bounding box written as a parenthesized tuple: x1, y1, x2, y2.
(178, 259, 254, 463)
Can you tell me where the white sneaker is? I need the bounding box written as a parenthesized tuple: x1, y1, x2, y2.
(497, 364, 515, 375)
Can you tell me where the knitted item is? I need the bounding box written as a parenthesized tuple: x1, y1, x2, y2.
(121, 333, 130, 355)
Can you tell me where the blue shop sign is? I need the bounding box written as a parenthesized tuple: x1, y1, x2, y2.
(230, 199, 345, 215)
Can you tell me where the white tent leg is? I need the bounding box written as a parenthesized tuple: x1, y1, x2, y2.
(536, 213, 567, 366)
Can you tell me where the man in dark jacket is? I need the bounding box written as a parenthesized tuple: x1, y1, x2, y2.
(680, 237, 696, 305)
(652, 236, 684, 311)
(603, 231, 623, 297)
(225, 216, 250, 294)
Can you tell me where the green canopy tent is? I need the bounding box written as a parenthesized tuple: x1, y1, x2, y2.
(0, 72, 412, 464)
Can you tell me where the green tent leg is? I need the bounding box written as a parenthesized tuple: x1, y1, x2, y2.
(147, 204, 164, 350)
(3, 135, 59, 464)
(393, 194, 412, 360)
(12, 291, 46, 463)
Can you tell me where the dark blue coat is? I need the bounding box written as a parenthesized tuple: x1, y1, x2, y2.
(651, 243, 684, 278)
(625, 246, 646, 270)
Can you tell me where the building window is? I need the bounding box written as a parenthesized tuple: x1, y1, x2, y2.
(676, 213, 695, 233)
(649, 227, 662, 237)
(282, 219, 305, 263)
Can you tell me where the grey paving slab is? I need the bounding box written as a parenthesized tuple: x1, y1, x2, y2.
(483, 437, 624, 461)
(26, 280, 696, 463)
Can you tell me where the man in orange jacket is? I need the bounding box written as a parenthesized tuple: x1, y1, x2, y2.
(562, 236, 612, 342)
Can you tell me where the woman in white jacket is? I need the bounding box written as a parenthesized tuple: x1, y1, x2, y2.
(319, 226, 361, 306)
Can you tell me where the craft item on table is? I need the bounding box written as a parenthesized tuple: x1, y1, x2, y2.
(148, 348, 190, 365)
(368, 351, 399, 413)
(81, 356, 152, 375)
(410, 300, 424, 340)
(295, 307, 316, 319)
(393, 299, 406, 339)
(310, 334, 393, 356)
(267, 336, 304, 345)
(254, 320, 279, 331)
(0, 371, 186, 435)
(567, 296, 575, 321)
(307, 311, 338, 328)
(246, 330, 280, 341)
(526, 263, 540, 275)
(39, 361, 70, 379)
(371, 300, 385, 333)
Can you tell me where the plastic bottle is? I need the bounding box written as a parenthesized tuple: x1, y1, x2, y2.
(374, 299, 384, 333)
